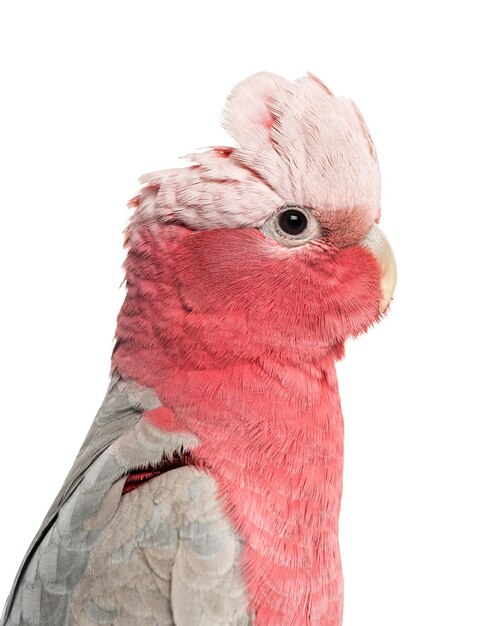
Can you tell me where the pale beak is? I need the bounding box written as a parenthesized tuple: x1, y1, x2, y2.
(361, 224, 397, 313)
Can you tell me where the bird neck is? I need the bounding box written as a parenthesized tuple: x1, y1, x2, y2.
(113, 334, 345, 625)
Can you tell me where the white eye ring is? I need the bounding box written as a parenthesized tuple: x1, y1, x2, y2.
(260, 206, 322, 248)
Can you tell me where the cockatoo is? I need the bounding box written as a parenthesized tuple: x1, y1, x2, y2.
(1, 72, 396, 626)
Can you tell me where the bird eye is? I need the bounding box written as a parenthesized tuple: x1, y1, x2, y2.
(261, 206, 321, 248)
(278, 209, 308, 235)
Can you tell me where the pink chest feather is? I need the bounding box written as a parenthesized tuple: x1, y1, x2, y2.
(120, 355, 345, 625)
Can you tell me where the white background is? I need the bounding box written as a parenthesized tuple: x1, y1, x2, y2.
(1, 2, 501, 624)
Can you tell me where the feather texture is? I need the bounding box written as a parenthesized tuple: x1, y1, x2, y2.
(129, 73, 380, 248)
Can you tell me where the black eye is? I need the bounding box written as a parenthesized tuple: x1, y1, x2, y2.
(261, 206, 320, 247)
(278, 209, 308, 235)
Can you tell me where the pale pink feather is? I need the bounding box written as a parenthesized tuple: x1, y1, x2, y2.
(129, 72, 380, 246)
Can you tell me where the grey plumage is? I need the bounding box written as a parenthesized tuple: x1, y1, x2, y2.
(66, 467, 249, 626)
(2, 376, 249, 626)
(45, 375, 161, 528)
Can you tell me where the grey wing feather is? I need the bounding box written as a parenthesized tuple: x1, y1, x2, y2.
(66, 467, 250, 626)
(1, 374, 163, 625)
(2, 375, 250, 626)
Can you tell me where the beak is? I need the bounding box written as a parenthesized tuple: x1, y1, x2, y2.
(361, 224, 397, 313)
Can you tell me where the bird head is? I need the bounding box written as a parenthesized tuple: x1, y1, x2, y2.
(117, 72, 396, 370)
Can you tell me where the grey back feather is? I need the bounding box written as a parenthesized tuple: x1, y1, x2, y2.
(43, 374, 162, 525)
(1, 374, 159, 624)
